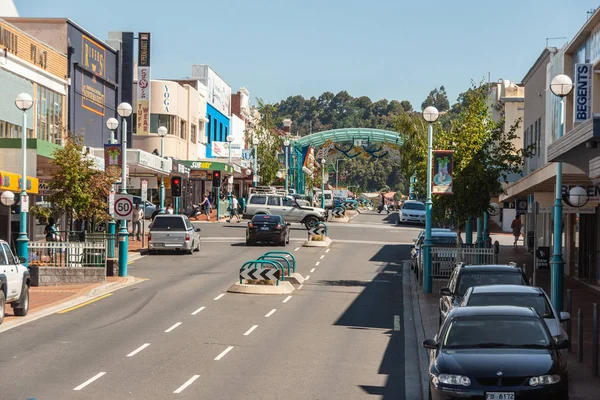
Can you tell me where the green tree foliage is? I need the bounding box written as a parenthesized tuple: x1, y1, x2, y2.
(421, 86, 450, 112)
(251, 100, 284, 186)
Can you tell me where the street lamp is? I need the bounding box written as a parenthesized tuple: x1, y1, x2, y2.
(105, 117, 119, 260)
(252, 137, 259, 187)
(226, 134, 234, 164)
(106, 118, 118, 144)
(284, 139, 290, 193)
(321, 158, 326, 209)
(157, 126, 168, 214)
(422, 105, 439, 294)
(549, 74, 573, 312)
(117, 102, 132, 277)
(15, 93, 33, 266)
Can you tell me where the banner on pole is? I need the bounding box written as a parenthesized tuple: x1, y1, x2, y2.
(432, 150, 454, 195)
(104, 144, 123, 178)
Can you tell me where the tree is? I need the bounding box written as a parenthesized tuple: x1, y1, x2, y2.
(421, 86, 450, 112)
(400, 100, 413, 112)
(38, 134, 114, 231)
(251, 100, 284, 186)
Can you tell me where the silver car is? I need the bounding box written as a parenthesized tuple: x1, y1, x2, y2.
(398, 200, 426, 224)
(148, 215, 201, 254)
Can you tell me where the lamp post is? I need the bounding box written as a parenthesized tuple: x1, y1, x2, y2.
(422, 106, 439, 294)
(117, 102, 132, 277)
(15, 93, 33, 265)
(252, 137, 259, 187)
(157, 126, 168, 214)
(335, 159, 344, 188)
(284, 139, 290, 193)
(106, 117, 119, 259)
(321, 158, 326, 209)
(1, 191, 15, 251)
(226, 134, 234, 164)
(549, 74, 573, 313)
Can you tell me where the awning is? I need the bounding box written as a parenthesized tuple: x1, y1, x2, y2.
(0, 170, 39, 194)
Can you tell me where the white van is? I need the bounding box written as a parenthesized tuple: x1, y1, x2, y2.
(314, 190, 334, 209)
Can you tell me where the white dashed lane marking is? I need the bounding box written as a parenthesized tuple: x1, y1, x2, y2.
(244, 325, 258, 336)
(282, 296, 292, 303)
(192, 306, 206, 315)
(265, 309, 277, 318)
(165, 322, 182, 333)
(173, 375, 200, 393)
(214, 294, 225, 300)
(126, 343, 150, 357)
(73, 372, 106, 391)
(214, 346, 234, 361)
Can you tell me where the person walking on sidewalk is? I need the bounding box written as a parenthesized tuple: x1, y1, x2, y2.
(199, 194, 211, 221)
(227, 195, 241, 223)
(131, 204, 144, 240)
(511, 215, 522, 248)
(166, 203, 174, 214)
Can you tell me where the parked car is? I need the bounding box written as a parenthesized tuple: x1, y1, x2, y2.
(148, 215, 201, 254)
(0, 240, 30, 324)
(413, 230, 460, 273)
(246, 214, 290, 246)
(461, 285, 570, 343)
(411, 228, 452, 270)
(439, 263, 530, 325)
(423, 306, 569, 400)
(244, 193, 327, 230)
(398, 200, 426, 224)
(314, 190, 334, 209)
(132, 196, 157, 219)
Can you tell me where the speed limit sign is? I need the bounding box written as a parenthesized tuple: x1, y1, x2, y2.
(114, 194, 133, 220)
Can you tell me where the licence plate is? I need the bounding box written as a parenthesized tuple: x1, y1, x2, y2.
(260, 227, 269, 231)
(486, 393, 515, 400)
(153, 243, 164, 247)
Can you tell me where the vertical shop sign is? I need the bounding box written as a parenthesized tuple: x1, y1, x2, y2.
(574, 63, 592, 122)
(137, 32, 151, 134)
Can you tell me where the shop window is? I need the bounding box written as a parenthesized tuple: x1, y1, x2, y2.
(180, 119, 186, 140)
(36, 86, 63, 144)
(536, 118, 541, 158)
(219, 123, 223, 141)
(207, 117, 211, 143)
(213, 118, 217, 139)
(225, 127, 228, 138)
(191, 124, 197, 143)
(149, 114, 174, 134)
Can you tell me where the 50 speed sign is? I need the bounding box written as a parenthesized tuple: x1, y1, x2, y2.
(114, 194, 134, 220)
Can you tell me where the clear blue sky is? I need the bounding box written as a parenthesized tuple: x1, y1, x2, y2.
(16, 0, 600, 108)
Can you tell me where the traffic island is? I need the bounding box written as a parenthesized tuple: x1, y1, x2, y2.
(228, 281, 295, 295)
(328, 215, 349, 223)
(345, 210, 359, 218)
(303, 222, 332, 247)
(228, 254, 298, 295)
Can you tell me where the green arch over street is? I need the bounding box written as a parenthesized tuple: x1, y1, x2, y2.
(293, 128, 404, 148)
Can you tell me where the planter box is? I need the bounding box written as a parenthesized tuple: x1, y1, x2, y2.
(29, 266, 106, 287)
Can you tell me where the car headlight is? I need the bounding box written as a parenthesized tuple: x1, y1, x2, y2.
(433, 374, 471, 387)
(529, 375, 561, 386)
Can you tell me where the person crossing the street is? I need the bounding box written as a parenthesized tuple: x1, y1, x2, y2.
(227, 195, 241, 223)
(511, 214, 522, 248)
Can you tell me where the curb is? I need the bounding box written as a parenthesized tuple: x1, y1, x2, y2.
(227, 281, 295, 295)
(409, 260, 429, 400)
(302, 237, 332, 247)
(0, 276, 145, 334)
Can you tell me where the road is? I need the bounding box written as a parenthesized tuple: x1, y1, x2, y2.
(0, 211, 427, 400)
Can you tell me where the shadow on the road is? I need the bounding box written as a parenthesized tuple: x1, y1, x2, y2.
(369, 245, 406, 264)
(382, 212, 397, 225)
(317, 280, 369, 287)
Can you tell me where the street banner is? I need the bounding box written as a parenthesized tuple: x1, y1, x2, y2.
(432, 150, 454, 194)
(136, 32, 151, 135)
(104, 144, 123, 178)
(302, 147, 315, 175)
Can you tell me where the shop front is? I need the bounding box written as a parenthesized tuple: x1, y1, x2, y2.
(0, 170, 39, 247)
(180, 160, 234, 216)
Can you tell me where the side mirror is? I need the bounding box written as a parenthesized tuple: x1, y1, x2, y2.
(195, 228, 201, 232)
(422, 338, 438, 349)
(559, 312, 571, 322)
(440, 287, 453, 296)
(554, 338, 569, 350)
(18, 256, 27, 264)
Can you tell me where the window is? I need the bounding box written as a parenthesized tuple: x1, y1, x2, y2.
(0, 120, 33, 139)
(149, 216, 186, 231)
(253, 215, 281, 223)
(0, 245, 8, 265)
(402, 202, 426, 211)
(213, 118, 217, 139)
(267, 197, 281, 206)
(282, 197, 296, 207)
(149, 114, 174, 134)
(250, 196, 267, 205)
(219, 123, 223, 141)
(537, 118, 542, 158)
(468, 293, 554, 318)
(207, 118, 211, 143)
(457, 272, 527, 296)
(191, 124, 197, 143)
(36, 85, 63, 144)
(225, 127, 228, 138)
(2, 243, 15, 264)
(180, 119, 186, 140)
(533, 120, 538, 155)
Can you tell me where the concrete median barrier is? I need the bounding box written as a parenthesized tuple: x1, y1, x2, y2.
(303, 222, 332, 247)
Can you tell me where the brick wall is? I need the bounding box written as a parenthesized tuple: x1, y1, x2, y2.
(29, 266, 106, 286)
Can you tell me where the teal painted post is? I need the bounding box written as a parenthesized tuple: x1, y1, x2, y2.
(483, 212, 489, 244)
(159, 136, 166, 214)
(551, 97, 566, 312)
(215, 187, 220, 221)
(465, 217, 473, 245)
(118, 117, 129, 277)
(285, 144, 289, 193)
(424, 122, 434, 294)
(321, 162, 325, 209)
(174, 197, 180, 215)
(107, 220, 116, 259)
(16, 109, 29, 266)
(476, 217, 483, 247)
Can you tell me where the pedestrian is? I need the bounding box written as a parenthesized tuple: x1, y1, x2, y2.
(199, 194, 211, 221)
(511, 215, 522, 248)
(44, 217, 59, 242)
(227, 195, 241, 223)
(132, 204, 144, 240)
(166, 203, 174, 214)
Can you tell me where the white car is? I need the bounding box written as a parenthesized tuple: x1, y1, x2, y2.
(398, 200, 426, 224)
(0, 240, 31, 324)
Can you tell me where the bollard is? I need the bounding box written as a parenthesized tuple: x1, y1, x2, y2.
(594, 303, 598, 377)
(567, 289, 572, 352)
(578, 309, 584, 363)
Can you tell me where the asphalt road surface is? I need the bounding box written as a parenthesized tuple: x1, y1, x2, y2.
(0, 211, 427, 399)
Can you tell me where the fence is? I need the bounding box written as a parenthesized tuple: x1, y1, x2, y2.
(29, 241, 107, 268)
(421, 246, 498, 279)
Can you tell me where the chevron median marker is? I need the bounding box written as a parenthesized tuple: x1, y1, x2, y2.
(332, 207, 345, 217)
(240, 267, 281, 281)
(308, 225, 327, 236)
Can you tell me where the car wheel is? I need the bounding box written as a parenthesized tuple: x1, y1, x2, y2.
(304, 216, 318, 230)
(246, 240, 253, 246)
(280, 238, 286, 247)
(194, 240, 200, 252)
(12, 284, 29, 317)
(185, 245, 193, 255)
(0, 290, 5, 324)
(286, 233, 290, 244)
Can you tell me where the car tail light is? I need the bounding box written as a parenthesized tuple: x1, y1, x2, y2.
(248, 223, 254, 228)
(185, 233, 190, 241)
(147, 233, 151, 241)
(276, 224, 282, 229)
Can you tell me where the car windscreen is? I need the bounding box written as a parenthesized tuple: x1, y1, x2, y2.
(432, 236, 457, 245)
(467, 293, 554, 318)
(252, 215, 281, 223)
(457, 272, 526, 296)
(402, 203, 425, 211)
(442, 316, 551, 349)
(324, 194, 332, 199)
(150, 217, 187, 231)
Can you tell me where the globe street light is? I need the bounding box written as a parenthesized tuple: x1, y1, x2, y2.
(106, 118, 119, 144)
(157, 126, 168, 214)
(105, 117, 120, 260)
(15, 93, 33, 265)
(116, 102, 132, 277)
(321, 158, 326, 209)
(549, 74, 573, 313)
(252, 137, 259, 187)
(422, 106, 439, 294)
(284, 139, 290, 193)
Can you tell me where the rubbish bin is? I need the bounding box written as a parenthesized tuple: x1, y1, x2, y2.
(526, 231, 534, 251)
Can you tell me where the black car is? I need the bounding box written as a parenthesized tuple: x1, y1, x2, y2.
(246, 214, 290, 246)
(423, 306, 569, 400)
(410, 228, 453, 271)
(439, 264, 529, 325)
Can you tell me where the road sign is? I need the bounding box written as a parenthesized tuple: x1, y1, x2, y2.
(309, 225, 326, 236)
(332, 207, 345, 217)
(114, 194, 134, 220)
(141, 180, 148, 202)
(108, 191, 115, 217)
(240, 268, 281, 281)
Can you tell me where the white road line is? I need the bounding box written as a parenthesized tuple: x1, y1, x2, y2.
(165, 322, 182, 333)
(265, 309, 277, 318)
(394, 315, 401, 331)
(298, 284, 304, 290)
(320, 255, 325, 259)
(325, 249, 330, 253)
(173, 375, 201, 393)
(315, 261, 320, 266)
(214, 346, 234, 360)
(282, 296, 292, 303)
(127, 343, 150, 357)
(192, 306, 206, 315)
(244, 325, 259, 336)
(305, 275, 311, 280)
(310, 268, 315, 273)
(294, 247, 300, 251)
(73, 372, 106, 391)
(214, 293, 225, 300)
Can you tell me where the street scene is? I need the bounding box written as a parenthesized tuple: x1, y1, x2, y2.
(2, 0, 600, 399)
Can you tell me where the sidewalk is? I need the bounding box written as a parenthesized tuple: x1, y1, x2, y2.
(413, 244, 600, 399)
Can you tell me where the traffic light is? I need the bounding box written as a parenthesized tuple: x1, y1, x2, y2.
(212, 171, 221, 187)
(171, 176, 182, 197)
